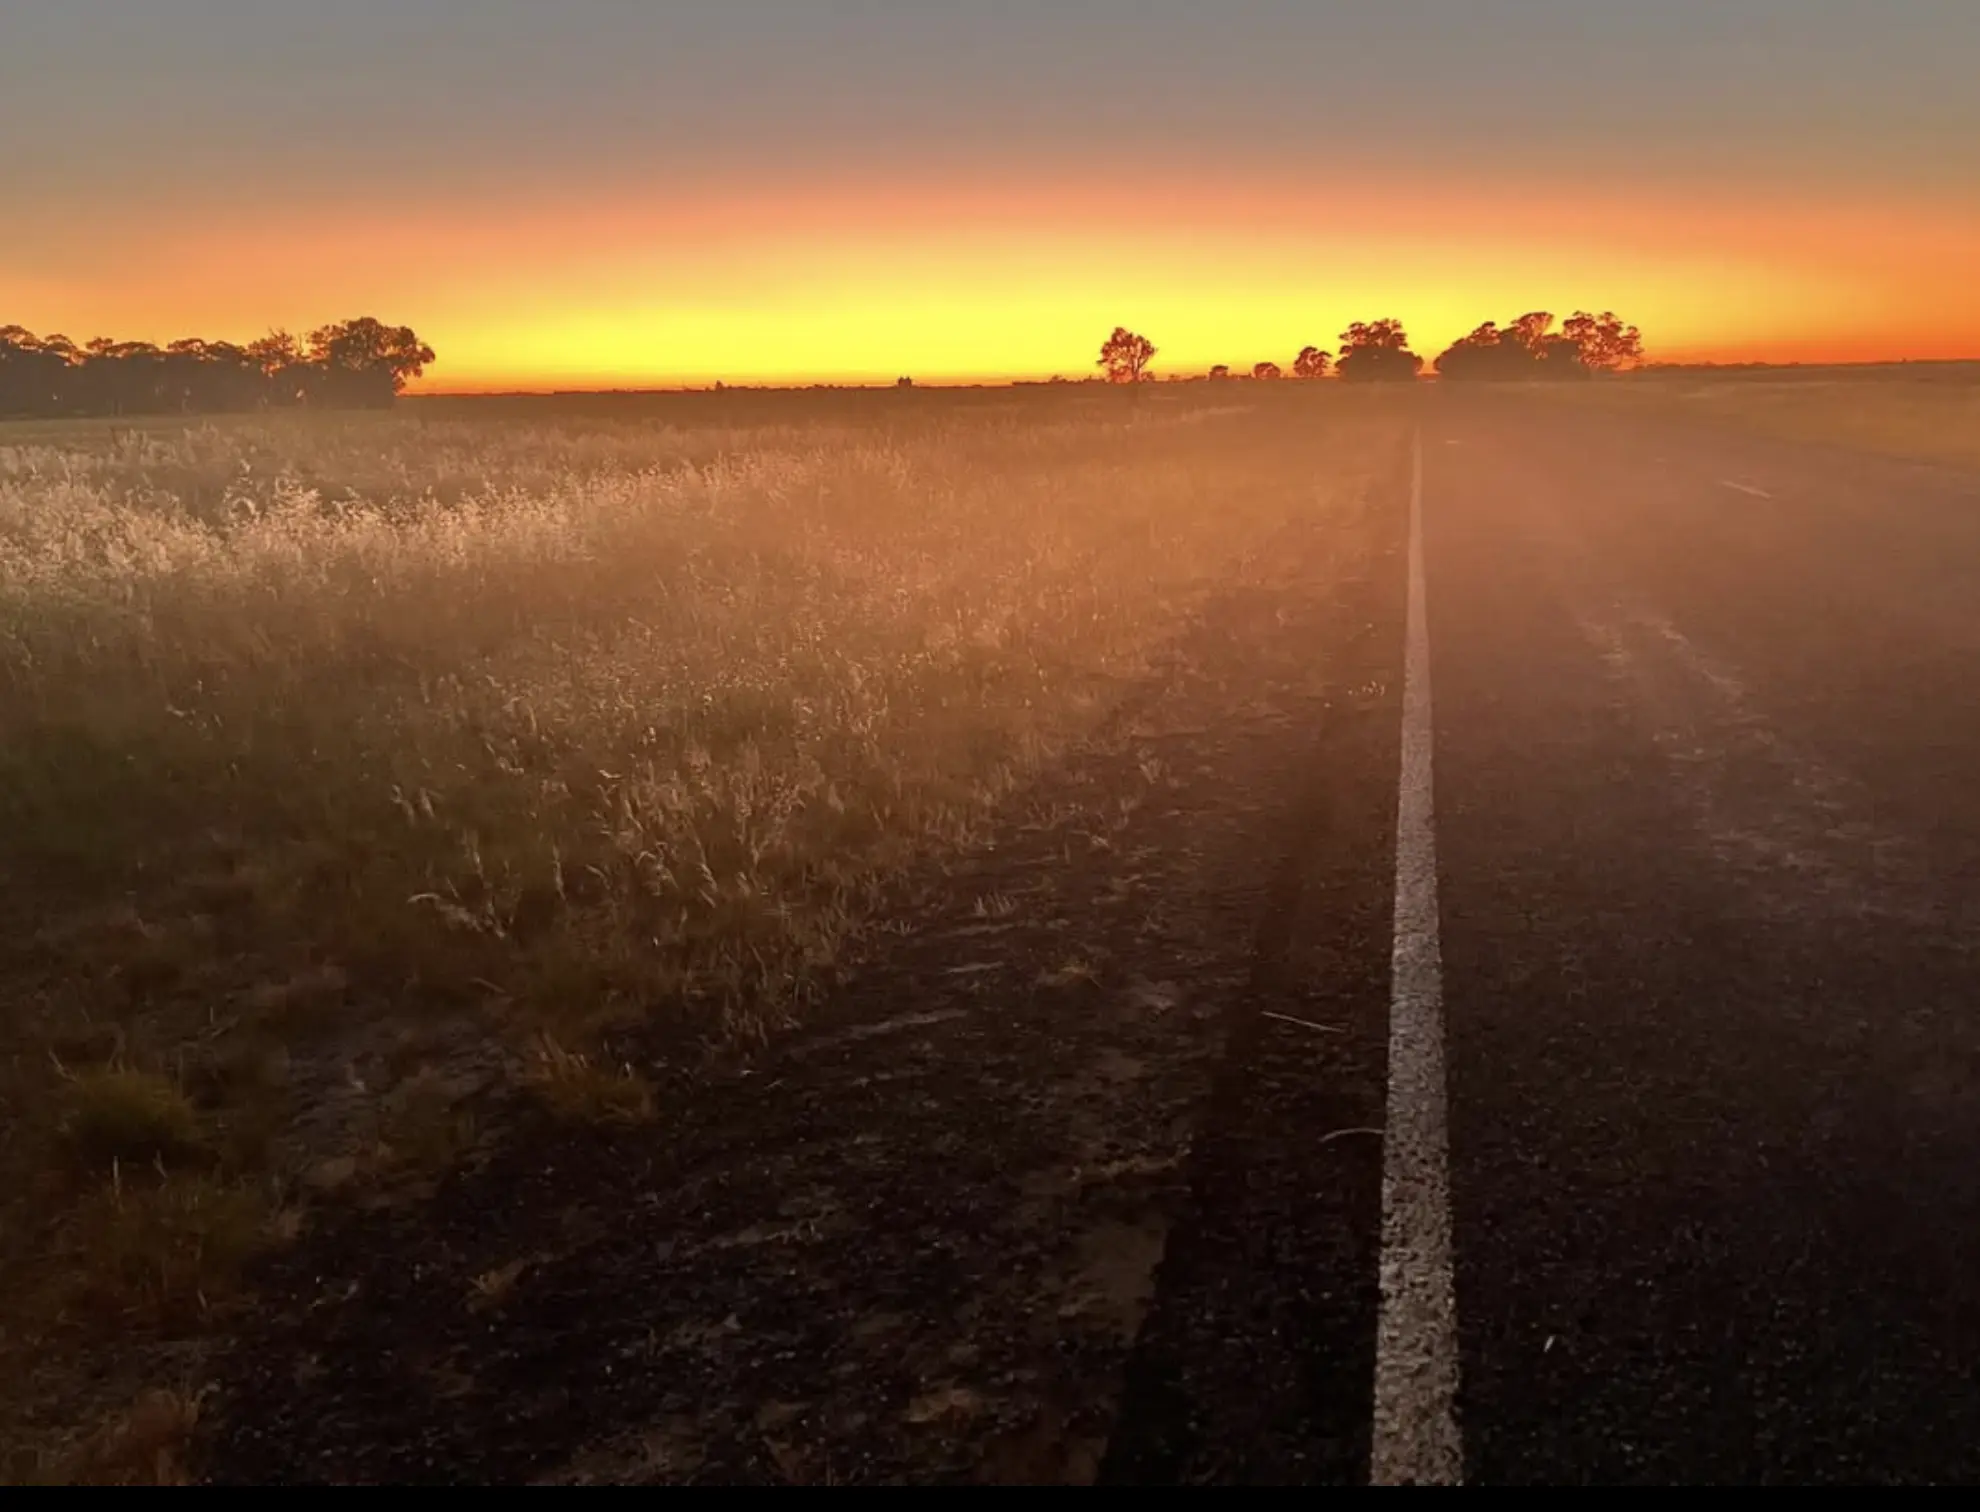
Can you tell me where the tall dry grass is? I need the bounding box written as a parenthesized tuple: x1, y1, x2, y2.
(4, 401, 1391, 1041)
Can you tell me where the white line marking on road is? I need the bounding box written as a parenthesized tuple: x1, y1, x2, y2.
(1370, 425, 1462, 1486)
(1720, 479, 1771, 498)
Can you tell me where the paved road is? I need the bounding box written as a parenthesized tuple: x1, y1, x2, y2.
(1420, 393, 1980, 1482)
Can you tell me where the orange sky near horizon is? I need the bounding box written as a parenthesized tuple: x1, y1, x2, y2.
(15, 165, 1977, 391)
(6, 4, 1978, 389)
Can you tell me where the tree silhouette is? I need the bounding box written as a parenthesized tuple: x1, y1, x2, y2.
(1340, 319, 1410, 352)
(1536, 335, 1588, 372)
(1435, 320, 1537, 382)
(1098, 326, 1157, 384)
(1435, 308, 1644, 381)
(1208, 364, 1232, 381)
(1562, 310, 1645, 372)
(0, 327, 67, 415)
(1507, 311, 1556, 354)
(243, 330, 313, 406)
(0, 316, 436, 418)
(306, 318, 436, 408)
(1293, 346, 1332, 379)
(1252, 361, 1282, 381)
(245, 329, 303, 377)
(153, 337, 265, 412)
(1336, 319, 1424, 383)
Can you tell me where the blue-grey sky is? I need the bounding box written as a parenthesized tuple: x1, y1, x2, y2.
(7, 1, 1977, 199)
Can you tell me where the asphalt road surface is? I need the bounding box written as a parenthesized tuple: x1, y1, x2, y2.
(1415, 393, 1980, 1483)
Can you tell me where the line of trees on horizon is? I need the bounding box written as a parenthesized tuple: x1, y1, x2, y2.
(1099, 310, 1644, 385)
(0, 318, 436, 418)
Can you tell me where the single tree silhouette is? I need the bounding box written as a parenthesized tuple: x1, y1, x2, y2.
(1207, 364, 1232, 381)
(1252, 361, 1282, 380)
(1562, 310, 1645, 372)
(1293, 345, 1332, 379)
(1336, 319, 1424, 383)
(1098, 326, 1157, 384)
(306, 318, 436, 407)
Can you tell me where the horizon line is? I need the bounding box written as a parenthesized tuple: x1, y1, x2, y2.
(406, 355, 1980, 399)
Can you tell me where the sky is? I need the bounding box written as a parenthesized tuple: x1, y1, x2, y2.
(4, 0, 1978, 388)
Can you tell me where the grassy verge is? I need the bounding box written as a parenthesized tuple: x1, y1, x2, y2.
(0, 386, 1406, 1478)
(1547, 368, 1980, 470)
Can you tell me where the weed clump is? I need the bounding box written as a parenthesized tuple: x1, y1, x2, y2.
(56, 1069, 204, 1172)
(50, 1173, 267, 1324)
(524, 1034, 656, 1126)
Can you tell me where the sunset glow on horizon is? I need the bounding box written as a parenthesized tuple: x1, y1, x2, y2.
(6, 2, 1978, 389)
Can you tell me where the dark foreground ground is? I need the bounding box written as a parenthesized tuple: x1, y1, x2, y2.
(200, 392, 1980, 1483)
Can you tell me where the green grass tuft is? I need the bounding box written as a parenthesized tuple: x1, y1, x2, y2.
(56, 1069, 205, 1172)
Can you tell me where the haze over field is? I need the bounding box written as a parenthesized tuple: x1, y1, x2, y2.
(5, 1, 1978, 389)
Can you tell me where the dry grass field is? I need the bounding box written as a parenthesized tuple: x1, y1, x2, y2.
(0, 383, 1407, 1479)
(1549, 364, 1980, 470)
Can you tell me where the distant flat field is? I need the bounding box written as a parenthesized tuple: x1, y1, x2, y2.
(1544, 364, 1980, 471)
